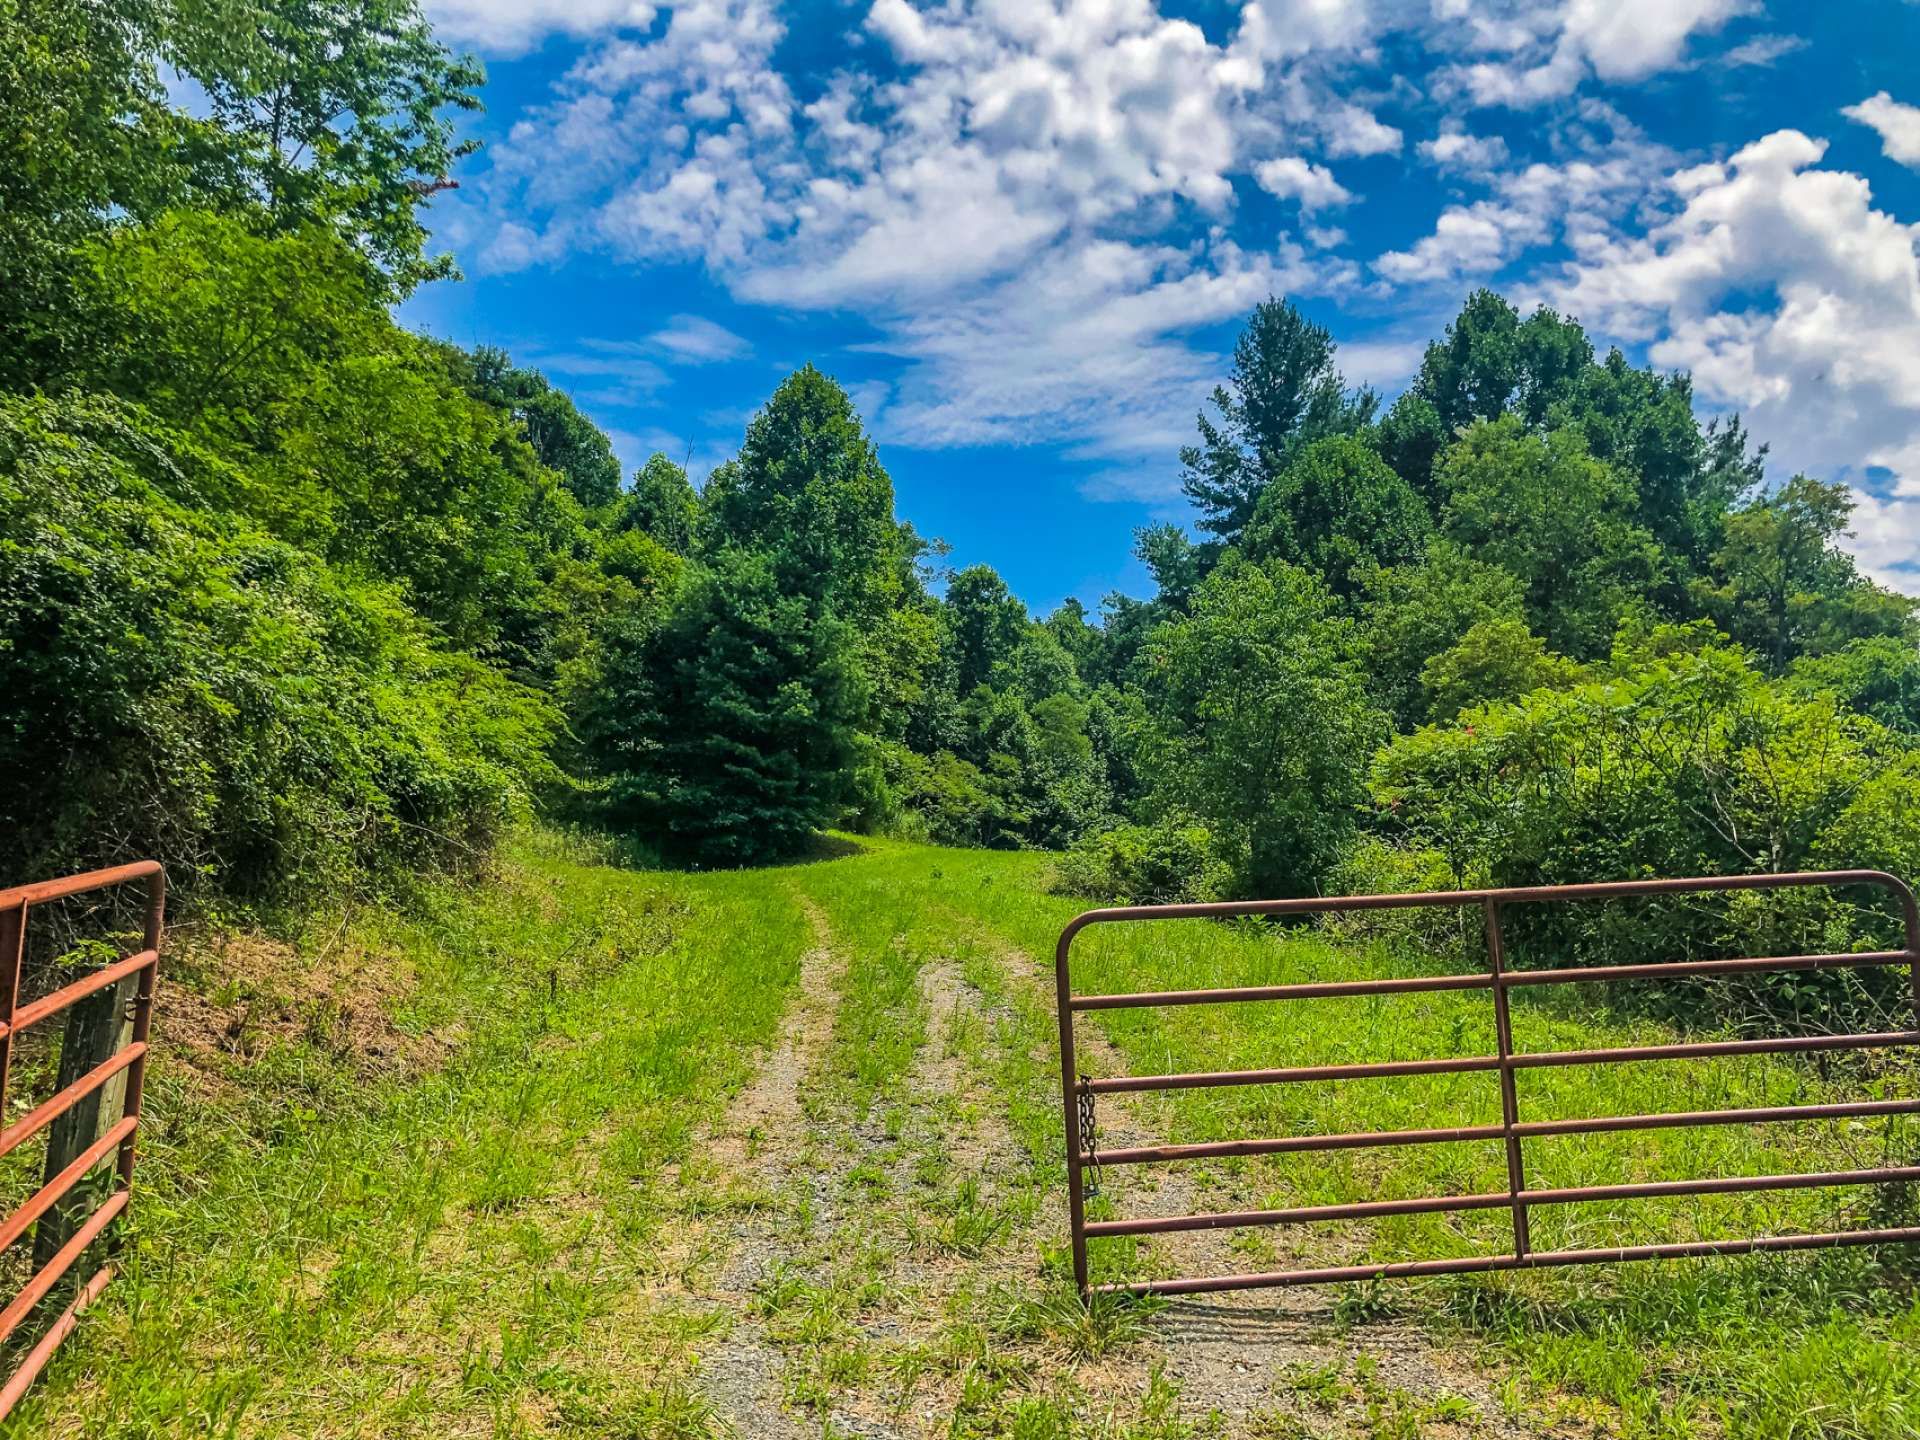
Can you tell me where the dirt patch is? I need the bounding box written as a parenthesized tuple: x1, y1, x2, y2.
(156, 925, 447, 1093)
(676, 894, 853, 1439)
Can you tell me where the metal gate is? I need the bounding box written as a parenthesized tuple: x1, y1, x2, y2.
(0, 862, 163, 1419)
(1055, 870, 1920, 1299)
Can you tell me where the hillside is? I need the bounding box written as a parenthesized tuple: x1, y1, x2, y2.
(11, 832, 1917, 1437)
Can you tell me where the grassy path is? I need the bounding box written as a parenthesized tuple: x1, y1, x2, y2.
(8, 832, 1920, 1437)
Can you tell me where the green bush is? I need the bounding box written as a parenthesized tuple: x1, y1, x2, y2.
(1319, 837, 1480, 956)
(1372, 632, 1920, 1030)
(0, 393, 558, 899)
(1051, 822, 1228, 905)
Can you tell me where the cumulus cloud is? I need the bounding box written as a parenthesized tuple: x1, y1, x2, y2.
(451, 0, 1915, 557)
(1844, 91, 1920, 170)
(1379, 118, 1672, 283)
(1254, 156, 1353, 210)
(1445, 0, 1752, 106)
(1322, 103, 1403, 156)
(1418, 122, 1510, 175)
(1533, 130, 1920, 582)
(424, 0, 658, 55)
(1848, 490, 1920, 594)
(466, 0, 1391, 464)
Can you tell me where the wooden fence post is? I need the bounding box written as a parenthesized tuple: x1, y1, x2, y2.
(32, 972, 137, 1270)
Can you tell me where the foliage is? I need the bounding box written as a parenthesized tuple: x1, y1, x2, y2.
(701, 364, 907, 624)
(1373, 634, 1920, 1025)
(0, 0, 201, 382)
(623, 452, 699, 554)
(1136, 554, 1385, 898)
(1356, 542, 1529, 731)
(1436, 416, 1664, 658)
(1243, 433, 1432, 597)
(1693, 475, 1913, 671)
(1419, 617, 1581, 721)
(0, 393, 556, 898)
(584, 548, 861, 866)
(168, 0, 483, 290)
(1052, 821, 1228, 905)
(1790, 635, 1920, 735)
(1179, 299, 1376, 547)
(466, 347, 623, 508)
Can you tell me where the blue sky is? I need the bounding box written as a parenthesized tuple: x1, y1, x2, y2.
(400, 0, 1920, 612)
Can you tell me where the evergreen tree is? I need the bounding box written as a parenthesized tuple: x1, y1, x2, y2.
(1179, 299, 1375, 548)
(701, 364, 904, 623)
(587, 549, 860, 865)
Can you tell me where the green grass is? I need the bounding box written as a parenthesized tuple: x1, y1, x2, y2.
(9, 830, 1920, 1437)
(7, 830, 815, 1436)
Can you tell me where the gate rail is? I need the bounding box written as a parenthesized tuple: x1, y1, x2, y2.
(0, 862, 163, 1419)
(1055, 870, 1920, 1299)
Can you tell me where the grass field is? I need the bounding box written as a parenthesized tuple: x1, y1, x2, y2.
(8, 831, 1920, 1437)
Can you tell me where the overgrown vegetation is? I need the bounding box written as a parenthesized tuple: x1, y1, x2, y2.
(15, 833, 1920, 1438)
(9, 1, 1917, 965)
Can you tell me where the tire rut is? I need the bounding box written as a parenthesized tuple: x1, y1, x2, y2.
(955, 914, 1545, 1438)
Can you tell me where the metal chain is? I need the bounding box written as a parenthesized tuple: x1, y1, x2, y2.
(1077, 1078, 1102, 1198)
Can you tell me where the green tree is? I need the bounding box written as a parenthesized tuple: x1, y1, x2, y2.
(586, 549, 861, 865)
(172, 0, 483, 290)
(467, 348, 622, 508)
(0, 391, 556, 897)
(701, 365, 905, 623)
(1373, 637, 1920, 1023)
(0, 0, 206, 382)
(1693, 475, 1913, 671)
(1180, 299, 1375, 547)
(1437, 417, 1664, 658)
(1137, 554, 1384, 897)
(624, 452, 699, 553)
(1243, 434, 1433, 597)
(1790, 635, 1920, 735)
(72, 210, 386, 442)
(1357, 542, 1529, 731)
(944, 565, 1029, 696)
(1420, 618, 1579, 721)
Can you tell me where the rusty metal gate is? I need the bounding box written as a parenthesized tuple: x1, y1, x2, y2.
(1055, 870, 1920, 1300)
(0, 863, 163, 1419)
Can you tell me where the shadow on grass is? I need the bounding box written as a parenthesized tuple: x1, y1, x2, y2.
(527, 821, 873, 876)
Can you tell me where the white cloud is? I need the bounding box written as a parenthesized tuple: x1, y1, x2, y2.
(1418, 122, 1509, 175)
(1847, 489, 1920, 595)
(1379, 121, 1672, 284)
(1323, 103, 1403, 156)
(1336, 333, 1428, 389)
(424, 0, 658, 56)
(1717, 33, 1806, 69)
(648, 315, 751, 362)
(1254, 156, 1353, 210)
(466, 0, 1390, 466)
(450, 0, 1908, 540)
(1537, 129, 1920, 577)
(1844, 91, 1920, 170)
(1446, 0, 1752, 106)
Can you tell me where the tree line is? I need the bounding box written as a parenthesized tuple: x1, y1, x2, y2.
(6, 0, 1920, 1027)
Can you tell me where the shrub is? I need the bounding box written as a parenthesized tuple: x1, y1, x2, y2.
(1052, 822, 1228, 906)
(1318, 837, 1479, 957)
(1372, 633, 1920, 1031)
(0, 393, 558, 900)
